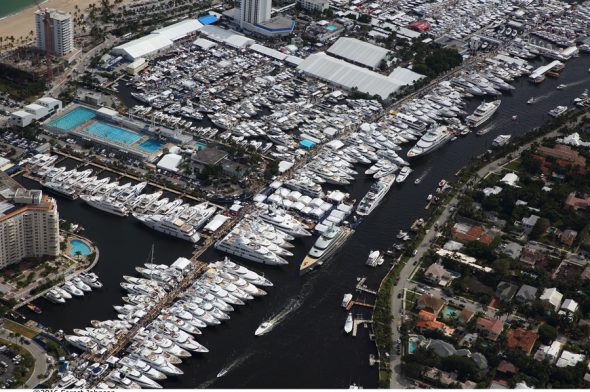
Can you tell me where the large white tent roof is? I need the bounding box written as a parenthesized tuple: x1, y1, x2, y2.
(250, 44, 287, 60)
(112, 19, 203, 60)
(113, 34, 173, 60)
(388, 67, 425, 85)
(327, 37, 391, 69)
(200, 25, 254, 48)
(154, 19, 203, 41)
(297, 52, 402, 99)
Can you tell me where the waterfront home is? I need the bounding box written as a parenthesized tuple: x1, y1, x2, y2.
(535, 144, 587, 175)
(506, 328, 538, 355)
(475, 317, 504, 341)
(540, 288, 563, 311)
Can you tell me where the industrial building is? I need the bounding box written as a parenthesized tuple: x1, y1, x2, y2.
(35, 8, 74, 56)
(0, 175, 60, 269)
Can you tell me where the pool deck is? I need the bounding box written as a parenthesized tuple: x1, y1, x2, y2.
(43, 104, 170, 162)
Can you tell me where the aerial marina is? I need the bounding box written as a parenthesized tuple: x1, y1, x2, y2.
(0, 0, 590, 389)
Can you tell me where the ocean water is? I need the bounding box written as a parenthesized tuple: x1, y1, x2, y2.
(0, 0, 36, 19)
(17, 53, 590, 388)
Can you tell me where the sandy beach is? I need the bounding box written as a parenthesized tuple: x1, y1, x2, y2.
(0, 0, 136, 42)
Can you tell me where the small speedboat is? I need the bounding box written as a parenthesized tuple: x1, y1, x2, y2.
(254, 321, 274, 336)
(557, 84, 566, 90)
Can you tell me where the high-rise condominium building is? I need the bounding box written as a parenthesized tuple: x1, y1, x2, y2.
(35, 8, 74, 56)
(0, 174, 60, 269)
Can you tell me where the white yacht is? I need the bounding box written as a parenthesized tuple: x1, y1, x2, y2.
(407, 126, 454, 158)
(215, 234, 288, 266)
(344, 313, 353, 334)
(300, 225, 354, 274)
(258, 208, 311, 237)
(80, 195, 129, 217)
(356, 175, 395, 217)
(44, 289, 66, 304)
(492, 134, 511, 146)
(465, 100, 501, 127)
(396, 166, 412, 183)
(133, 213, 200, 243)
(366, 250, 384, 267)
(212, 258, 273, 287)
(549, 105, 568, 117)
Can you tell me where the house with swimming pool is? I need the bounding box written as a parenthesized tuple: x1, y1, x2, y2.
(43, 104, 192, 162)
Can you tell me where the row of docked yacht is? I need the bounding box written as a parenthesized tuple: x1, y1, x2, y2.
(133, 202, 217, 243)
(44, 272, 103, 304)
(25, 155, 219, 243)
(215, 212, 307, 266)
(64, 257, 271, 388)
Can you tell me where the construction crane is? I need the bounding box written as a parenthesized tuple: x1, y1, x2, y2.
(32, 0, 53, 82)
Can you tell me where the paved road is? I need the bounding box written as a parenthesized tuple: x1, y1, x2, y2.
(0, 329, 50, 388)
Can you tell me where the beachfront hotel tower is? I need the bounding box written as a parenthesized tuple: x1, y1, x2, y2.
(0, 174, 59, 269)
(35, 8, 74, 56)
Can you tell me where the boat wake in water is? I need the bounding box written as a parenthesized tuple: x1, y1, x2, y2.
(217, 352, 254, 378)
(255, 295, 305, 336)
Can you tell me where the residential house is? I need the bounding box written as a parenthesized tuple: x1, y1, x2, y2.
(417, 294, 446, 316)
(520, 215, 540, 235)
(416, 320, 446, 333)
(451, 221, 495, 245)
(506, 328, 538, 355)
(560, 299, 579, 313)
(458, 309, 474, 324)
(424, 262, 454, 286)
(559, 229, 578, 246)
(475, 317, 504, 341)
(520, 242, 550, 266)
(496, 360, 518, 376)
(496, 281, 519, 302)
(515, 284, 538, 304)
(540, 288, 563, 311)
(535, 144, 587, 175)
(534, 341, 563, 364)
(556, 350, 585, 368)
(564, 192, 590, 210)
(418, 310, 436, 321)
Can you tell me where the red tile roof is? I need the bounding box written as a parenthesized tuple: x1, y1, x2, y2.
(506, 328, 538, 355)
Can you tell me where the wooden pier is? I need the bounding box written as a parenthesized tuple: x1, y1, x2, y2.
(345, 300, 375, 311)
(355, 277, 377, 295)
(352, 318, 373, 337)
